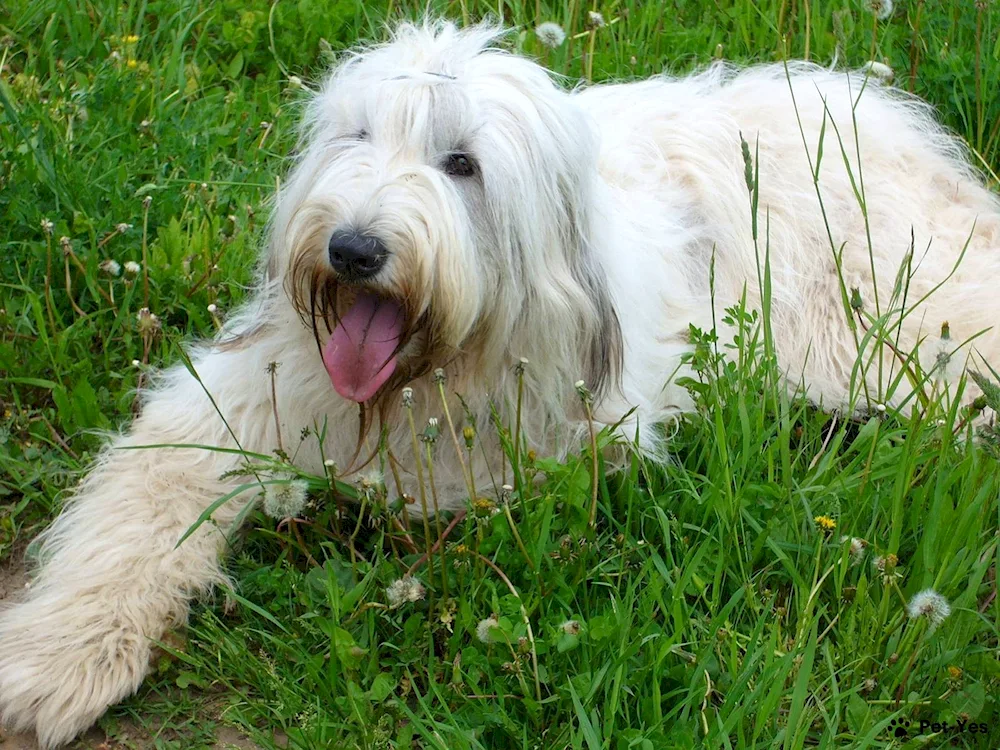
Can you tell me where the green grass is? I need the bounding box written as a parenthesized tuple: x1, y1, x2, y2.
(2, 0, 1000, 747)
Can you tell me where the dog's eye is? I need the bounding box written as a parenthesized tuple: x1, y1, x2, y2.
(443, 152, 476, 177)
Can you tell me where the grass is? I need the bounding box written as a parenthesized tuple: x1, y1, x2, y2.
(1, 0, 999, 747)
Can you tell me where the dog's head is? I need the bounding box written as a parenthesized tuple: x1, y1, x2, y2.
(272, 20, 621, 408)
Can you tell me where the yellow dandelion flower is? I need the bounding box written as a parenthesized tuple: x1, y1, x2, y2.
(814, 515, 837, 532)
(126, 58, 138, 69)
(124, 34, 140, 44)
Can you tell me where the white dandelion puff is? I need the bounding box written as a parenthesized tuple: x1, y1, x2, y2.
(906, 589, 951, 631)
(587, 11, 605, 28)
(861, 61, 894, 83)
(386, 576, 425, 607)
(535, 22, 566, 49)
(476, 616, 500, 644)
(867, 0, 893, 21)
(842, 536, 867, 565)
(124, 260, 141, 275)
(99, 259, 121, 276)
(262, 477, 309, 519)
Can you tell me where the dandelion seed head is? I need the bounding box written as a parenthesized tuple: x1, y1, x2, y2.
(99, 259, 121, 276)
(116, 222, 132, 234)
(207, 303, 218, 314)
(535, 22, 566, 49)
(842, 536, 867, 564)
(124, 260, 141, 275)
(906, 588, 951, 630)
(867, 0, 893, 21)
(861, 60, 894, 82)
(476, 616, 500, 644)
(262, 477, 309, 520)
(587, 11, 605, 28)
(386, 576, 425, 607)
(40, 218, 54, 235)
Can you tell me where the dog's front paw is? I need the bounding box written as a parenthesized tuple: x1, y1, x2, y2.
(0, 593, 151, 748)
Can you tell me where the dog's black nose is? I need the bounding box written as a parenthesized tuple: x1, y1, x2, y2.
(328, 230, 387, 279)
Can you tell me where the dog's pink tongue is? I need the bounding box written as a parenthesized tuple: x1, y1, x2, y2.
(323, 293, 404, 403)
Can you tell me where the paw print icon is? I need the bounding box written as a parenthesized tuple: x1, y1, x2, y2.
(888, 717, 909, 739)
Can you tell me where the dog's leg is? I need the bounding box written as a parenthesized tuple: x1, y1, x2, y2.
(0, 337, 317, 747)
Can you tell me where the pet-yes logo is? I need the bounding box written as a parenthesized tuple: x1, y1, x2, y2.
(885, 716, 990, 739)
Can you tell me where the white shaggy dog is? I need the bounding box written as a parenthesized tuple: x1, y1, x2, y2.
(2, 20, 999, 746)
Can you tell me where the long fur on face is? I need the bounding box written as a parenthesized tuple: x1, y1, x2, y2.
(273, 21, 623, 422)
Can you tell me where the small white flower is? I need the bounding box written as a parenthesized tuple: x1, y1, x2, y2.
(115, 222, 132, 234)
(131, 359, 141, 367)
(323, 458, 335, 467)
(868, 0, 893, 21)
(401, 386, 414, 407)
(262, 477, 309, 519)
(906, 589, 951, 631)
(861, 61, 894, 83)
(560, 619, 581, 635)
(587, 10, 605, 28)
(287, 75, 303, 89)
(207, 303, 218, 314)
(386, 576, 425, 607)
(574, 379, 585, 389)
(124, 260, 141, 275)
(875, 403, 887, 413)
(476, 616, 500, 644)
(99, 259, 121, 276)
(535, 22, 566, 49)
(40, 218, 54, 235)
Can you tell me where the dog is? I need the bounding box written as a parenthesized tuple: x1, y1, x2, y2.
(2, 19, 999, 747)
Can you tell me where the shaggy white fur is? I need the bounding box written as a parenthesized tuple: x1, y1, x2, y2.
(2, 20, 998, 746)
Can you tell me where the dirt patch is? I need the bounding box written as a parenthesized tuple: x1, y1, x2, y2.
(0, 548, 29, 603)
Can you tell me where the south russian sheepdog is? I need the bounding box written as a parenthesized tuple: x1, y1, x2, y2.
(2, 20, 999, 747)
